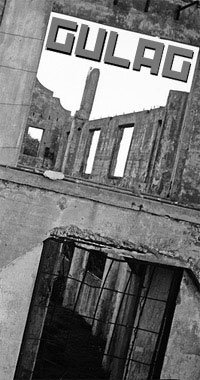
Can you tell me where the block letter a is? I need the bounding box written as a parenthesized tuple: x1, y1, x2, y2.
(133, 38, 164, 75)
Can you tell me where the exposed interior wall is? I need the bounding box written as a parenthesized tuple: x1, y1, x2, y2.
(0, 1, 200, 379)
(0, 0, 53, 166)
(161, 271, 200, 380)
(0, 245, 42, 380)
(51, 0, 200, 206)
(2, 166, 200, 275)
(18, 79, 71, 169)
(1, 0, 199, 203)
(1, 171, 200, 378)
(71, 107, 164, 191)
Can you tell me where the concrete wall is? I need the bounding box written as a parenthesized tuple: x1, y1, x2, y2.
(67, 90, 189, 196)
(1, 0, 200, 202)
(0, 0, 53, 166)
(0, 0, 200, 379)
(1, 165, 200, 378)
(0, 245, 42, 380)
(71, 106, 164, 192)
(18, 79, 71, 169)
(161, 271, 200, 379)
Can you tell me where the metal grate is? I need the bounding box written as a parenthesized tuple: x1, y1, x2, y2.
(14, 239, 183, 380)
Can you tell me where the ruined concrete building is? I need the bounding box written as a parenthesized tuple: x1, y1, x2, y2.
(1, 1, 200, 380)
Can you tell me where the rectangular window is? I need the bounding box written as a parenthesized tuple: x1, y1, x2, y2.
(114, 125, 134, 177)
(23, 127, 43, 157)
(85, 130, 101, 174)
(86, 250, 107, 279)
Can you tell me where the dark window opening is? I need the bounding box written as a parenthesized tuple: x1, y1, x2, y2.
(23, 127, 43, 157)
(14, 239, 183, 380)
(86, 250, 107, 279)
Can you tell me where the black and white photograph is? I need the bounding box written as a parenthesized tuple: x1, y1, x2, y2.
(0, 1, 200, 380)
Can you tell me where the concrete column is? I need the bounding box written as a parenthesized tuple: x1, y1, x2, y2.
(61, 68, 100, 174)
(62, 247, 89, 309)
(92, 253, 121, 340)
(54, 124, 70, 171)
(102, 262, 143, 380)
(0, 0, 53, 166)
(76, 67, 100, 121)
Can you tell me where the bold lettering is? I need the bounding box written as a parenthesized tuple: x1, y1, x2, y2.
(162, 45, 193, 82)
(75, 25, 107, 62)
(46, 17, 78, 55)
(133, 38, 164, 75)
(104, 31, 130, 69)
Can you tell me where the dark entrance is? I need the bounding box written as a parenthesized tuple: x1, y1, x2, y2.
(14, 238, 183, 380)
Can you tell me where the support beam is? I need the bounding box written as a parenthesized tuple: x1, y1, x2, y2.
(175, 1, 200, 20)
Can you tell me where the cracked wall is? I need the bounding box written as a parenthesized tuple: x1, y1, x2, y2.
(161, 271, 200, 379)
(0, 1, 200, 379)
(1, 168, 200, 378)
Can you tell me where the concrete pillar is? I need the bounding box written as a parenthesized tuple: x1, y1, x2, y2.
(149, 90, 188, 197)
(54, 124, 70, 171)
(62, 247, 89, 309)
(13, 239, 62, 380)
(61, 68, 100, 174)
(102, 262, 143, 380)
(76, 67, 100, 121)
(0, 0, 53, 166)
(92, 253, 121, 340)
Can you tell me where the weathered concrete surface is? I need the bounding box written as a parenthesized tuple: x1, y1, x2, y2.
(0, 245, 42, 380)
(0, 0, 6, 23)
(71, 107, 164, 191)
(150, 91, 188, 197)
(161, 271, 200, 380)
(0, 0, 53, 166)
(1, 165, 200, 279)
(1, 0, 199, 206)
(63, 68, 100, 175)
(170, 56, 200, 206)
(19, 79, 71, 169)
(0, 1, 200, 378)
(0, 165, 200, 379)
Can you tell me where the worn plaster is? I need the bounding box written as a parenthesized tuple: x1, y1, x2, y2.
(0, 245, 42, 380)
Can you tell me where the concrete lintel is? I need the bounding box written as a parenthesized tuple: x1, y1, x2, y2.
(1, 165, 200, 226)
(66, 241, 189, 270)
(49, 225, 198, 281)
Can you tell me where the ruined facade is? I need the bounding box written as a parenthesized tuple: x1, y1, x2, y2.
(18, 79, 71, 170)
(1, 1, 200, 380)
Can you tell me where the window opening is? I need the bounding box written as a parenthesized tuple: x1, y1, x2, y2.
(23, 127, 43, 157)
(86, 250, 107, 279)
(14, 240, 183, 380)
(114, 126, 134, 177)
(85, 130, 100, 174)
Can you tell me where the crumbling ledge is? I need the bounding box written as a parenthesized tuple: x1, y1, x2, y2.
(50, 224, 200, 284)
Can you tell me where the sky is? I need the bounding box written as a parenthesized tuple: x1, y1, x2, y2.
(35, 12, 199, 124)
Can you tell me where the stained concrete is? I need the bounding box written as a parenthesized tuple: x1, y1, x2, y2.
(0, 0, 53, 166)
(161, 271, 200, 380)
(19, 79, 71, 169)
(0, 1, 200, 379)
(0, 245, 42, 380)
